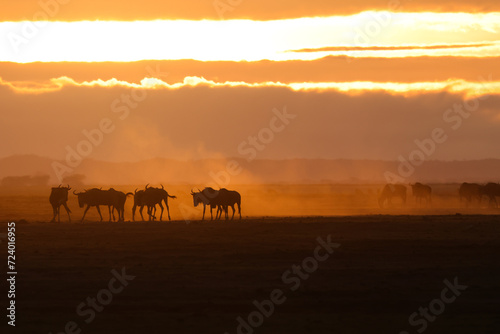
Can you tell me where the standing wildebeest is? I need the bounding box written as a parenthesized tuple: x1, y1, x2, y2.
(132, 188, 146, 221)
(411, 182, 432, 205)
(142, 184, 177, 221)
(214, 188, 242, 220)
(107, 188, 133, 221)
(458, 182, 483, 207)
(378, 184, 406, 208)
(481, 182, 500, 208)
(73, 188, 131, 222)
(49, 184, 71, 222)
(191, 187, 221, 220)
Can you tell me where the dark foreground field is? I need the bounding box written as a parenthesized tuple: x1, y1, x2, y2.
(2, 215, 500, 334)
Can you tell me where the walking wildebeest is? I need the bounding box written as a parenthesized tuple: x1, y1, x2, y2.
(73, 188, 131, 222)
(214, 188, 242, 220)
(49, 184, 71, 222)
(481, 182, 500, 208)
(411, 182, 432, 205)
(378, 184, 406, 208)
(107, 188, 133, 221)
(458, 182, 483, 207)
(142, 184, 177, 221)
(191, 187, 221, 220)
(132, 188, 146, 221)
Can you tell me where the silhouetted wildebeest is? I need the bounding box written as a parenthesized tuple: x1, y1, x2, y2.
(49, 184, 71, 222)
(481, 182, 500, 208)
(132, 188, 146, 221)
(378, 184, 406, 208)
(73, 188, 132, 222)
(215, 188, 242, 220)
(107, 188, 133, 221)
(191, 187, 221, 220)
(142, 184, 177, 221)
(411, 182, 432, 205)
(458, 182, 483, 207)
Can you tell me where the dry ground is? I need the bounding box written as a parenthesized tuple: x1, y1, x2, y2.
(1, 214, 499, 334)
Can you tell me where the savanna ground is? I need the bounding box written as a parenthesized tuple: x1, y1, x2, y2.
(1, 184, 499, 333)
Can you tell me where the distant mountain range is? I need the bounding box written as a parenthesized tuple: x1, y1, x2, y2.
(1, 155, 499, 186)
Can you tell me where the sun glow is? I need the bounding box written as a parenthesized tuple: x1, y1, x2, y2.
(1, 12, 499, 63)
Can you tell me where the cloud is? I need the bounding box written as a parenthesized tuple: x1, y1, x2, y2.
(1, 80, 500, 163)
(1, 57, 499, 85)
(287, 43, 496, 53)
(1, 76, 499, 98)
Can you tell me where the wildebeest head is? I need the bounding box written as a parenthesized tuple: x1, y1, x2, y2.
(191, 189, 202, 207)
(73, 189, 86, 208)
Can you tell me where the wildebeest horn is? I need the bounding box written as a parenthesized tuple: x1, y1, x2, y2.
(134, 188, 138, 194)
(58, 184, 62, 188)
(197, 188, 201, 192)
(73, 190, 80, 195)
(145, 183, 149, 189)
(67, 184, 71, 190)
(161, 184, 164, 189)
(190, 189, 195, 195)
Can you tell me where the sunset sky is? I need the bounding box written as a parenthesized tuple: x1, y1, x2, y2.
(1, 0, 500, 182)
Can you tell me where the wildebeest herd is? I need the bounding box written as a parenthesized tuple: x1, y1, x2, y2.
(49, 184, 241, 222)
(378, 182, 500, 208)
(49, 182, 500, 222)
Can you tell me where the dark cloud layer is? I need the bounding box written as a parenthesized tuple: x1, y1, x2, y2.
(1, 83, 499, 163)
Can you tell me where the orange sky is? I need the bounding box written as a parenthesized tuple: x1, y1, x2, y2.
(2, 0, 500, 20)
(1, 1, 500, 183)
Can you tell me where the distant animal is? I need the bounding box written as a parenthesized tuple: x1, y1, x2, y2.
(480, 182, 500, 208)
(191, 187, 221, 220)
(214, 188, 242, 220)
(142, 184, 177, 221)
(132, 188, 146, 221)
(458, 182, 483, 207)
(73, 188, 131, 222)
(411, 183, 432, 205)
(378, 184, 406, 208)
(49, 184, 71, 222)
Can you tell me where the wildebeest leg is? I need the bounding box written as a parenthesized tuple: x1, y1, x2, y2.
(230, 204, 235, 220)
(139, 205, 145, 221)
(108, 206, 116, 221)
(238, 202, 241, 219)
(81, 205, 91, 222)
(50, 205, 57, 222)
(165, 201, 171, 221)
(215, 205, 221, 220)
(158, 203, 164, 221)
(202, 204, 206, 221)
(62, 203, 71, 222)
(95, 205, 103, 221)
